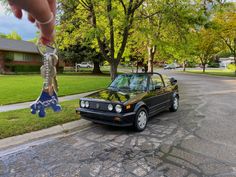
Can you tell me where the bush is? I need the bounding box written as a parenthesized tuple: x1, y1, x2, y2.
(208, 62, 219, 68)
(227, 64, 236, 71)
(5, 65, 64, 73)
(6, 65, 41, 73)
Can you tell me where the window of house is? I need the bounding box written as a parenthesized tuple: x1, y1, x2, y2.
(5, 52, 14, 61)
(14, 53, 24, 61)
(23, 54, 32, 61)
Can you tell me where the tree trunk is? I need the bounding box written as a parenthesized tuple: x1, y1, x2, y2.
(110, 61, 118, 80)
(183, 60, 186, 72)
(234, 55, 236, 76)
(200, 57, 206, 73)
(147, 46, 156, 73)
(202, 64, 206, 73)
(136, 62, 139, 73)
(93, 61, 102, 74)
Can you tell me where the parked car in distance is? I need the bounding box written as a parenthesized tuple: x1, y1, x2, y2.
(76, 73, 179, 131)
(77, 62, 93, 68)
(164, 63, 177, 70)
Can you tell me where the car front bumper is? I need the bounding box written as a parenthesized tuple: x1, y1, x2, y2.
(76, 108, 135, 127)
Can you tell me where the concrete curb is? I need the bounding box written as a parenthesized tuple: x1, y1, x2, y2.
(0, 119, 92, 151)
(175, 71, 236, 79)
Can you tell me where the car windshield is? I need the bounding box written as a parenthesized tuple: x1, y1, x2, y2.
(109, 74, 148, 91)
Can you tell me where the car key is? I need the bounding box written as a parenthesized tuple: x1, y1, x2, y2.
(30, 42, 62, 117)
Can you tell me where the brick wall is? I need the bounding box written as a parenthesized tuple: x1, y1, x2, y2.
(0, 50, 65, 73)
(0, 51, 5, 73)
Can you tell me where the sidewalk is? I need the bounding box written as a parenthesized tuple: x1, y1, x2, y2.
(0, 91, 95, 112)
(0, 119, 92, 153)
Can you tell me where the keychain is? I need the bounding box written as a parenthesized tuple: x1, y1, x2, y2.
(30, 42, 62, 117)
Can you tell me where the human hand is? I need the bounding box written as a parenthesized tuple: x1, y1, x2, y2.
(8, 0, 56, 45)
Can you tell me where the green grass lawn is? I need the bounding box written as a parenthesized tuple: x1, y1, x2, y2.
(0, 75, 111, 105)
(0, 100, 81, 139)
(185, 69, 236, 77)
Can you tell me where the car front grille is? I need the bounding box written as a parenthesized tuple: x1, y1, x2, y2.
(89, 101, 109, 111)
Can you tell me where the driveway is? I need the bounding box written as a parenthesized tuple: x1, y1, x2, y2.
(0, 72, 236, 177)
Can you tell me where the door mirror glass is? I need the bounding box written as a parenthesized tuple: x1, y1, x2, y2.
(155, 85, 162, 90)
(170, 77, 177, 85)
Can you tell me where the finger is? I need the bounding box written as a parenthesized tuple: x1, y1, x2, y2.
(41, 36, 53, 45)
(47, 0, 56, 16)
(28, 13, 35, 23)
(9, 4, 23, 19)
(40, 30, 55, 45)
(37, 20, 55, 44)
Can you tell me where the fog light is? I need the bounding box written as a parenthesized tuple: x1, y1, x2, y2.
(114, 117, 121, 122)
(108, 104, 113, 111)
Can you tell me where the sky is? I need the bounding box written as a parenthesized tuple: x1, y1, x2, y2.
(0, 3, 38, 40)
(0, 1, 236, 41)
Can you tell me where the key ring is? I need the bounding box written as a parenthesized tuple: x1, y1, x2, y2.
(37, 40, 57, 56)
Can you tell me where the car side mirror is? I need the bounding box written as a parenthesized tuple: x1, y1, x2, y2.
(155, 85, 162, 90)
(170, 77, 177, 85)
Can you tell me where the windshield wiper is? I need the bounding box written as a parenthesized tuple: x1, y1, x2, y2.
(118, 86, 131, 91)
(108, 86, 118, 90)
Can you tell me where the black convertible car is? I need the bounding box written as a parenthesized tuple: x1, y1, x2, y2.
(76, 73, 179, 131)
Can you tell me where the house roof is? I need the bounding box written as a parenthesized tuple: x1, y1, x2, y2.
(0, 38, 54, 54)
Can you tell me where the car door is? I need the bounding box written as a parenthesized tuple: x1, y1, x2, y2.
(162, 76, 174, 106)
(144, 74, 167, 116)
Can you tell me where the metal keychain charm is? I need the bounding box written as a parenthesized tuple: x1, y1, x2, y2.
(30, 42, 62, 117)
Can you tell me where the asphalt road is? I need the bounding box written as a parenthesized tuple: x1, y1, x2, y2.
(0, 71, 236, 177)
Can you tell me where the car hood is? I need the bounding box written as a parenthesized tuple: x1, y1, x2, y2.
(84, 89, 146, 104)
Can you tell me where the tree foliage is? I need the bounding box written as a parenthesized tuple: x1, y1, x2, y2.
(56, 0, 235, 76)
(0, 31, 22, 40)
(58, 0, 145, 79)
(212, 3, 236, 73)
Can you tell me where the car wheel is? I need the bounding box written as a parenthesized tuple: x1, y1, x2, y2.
(134, 108, 148, 132)
(169, 96, 179, 112)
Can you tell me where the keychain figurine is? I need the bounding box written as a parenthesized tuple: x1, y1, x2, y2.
(30, 42, 62, 117)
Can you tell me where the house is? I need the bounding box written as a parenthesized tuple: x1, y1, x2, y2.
(0, 38, 64, 73)
(219, 57, 235, 68)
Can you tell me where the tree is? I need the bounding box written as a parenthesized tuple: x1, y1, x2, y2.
(58, 0, 145, 80)
(213, 3, 236, 74)
(134, 0, 209, 72)
(59, 43, 104, 74)
(57, 0, 104, 74)
(193, 28, 221, 72)
(6, 31, 22, 40)
(0, 33, 6, 38)
(0, 31, 22, 40)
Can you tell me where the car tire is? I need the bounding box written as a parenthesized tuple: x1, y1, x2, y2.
(134, 108, 148, 132)
(169, 96, 179, 112)
(92, 121, 99, 125)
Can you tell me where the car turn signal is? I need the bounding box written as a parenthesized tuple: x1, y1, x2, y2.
(126, 105, 131, 109)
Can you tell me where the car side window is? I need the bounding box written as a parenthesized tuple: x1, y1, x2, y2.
(149, 74, 164, 91)
(163, 76, 171, 87)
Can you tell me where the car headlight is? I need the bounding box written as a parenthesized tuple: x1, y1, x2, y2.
(115, 105, 122, 113)
(85, 101, 89, 108)
(108, 104, 113, 111)
(81, 100, 85, 108)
